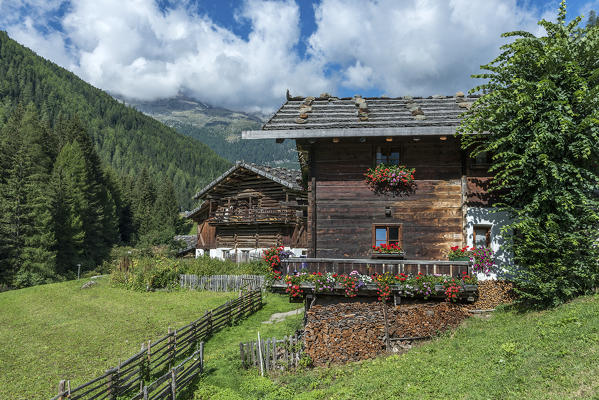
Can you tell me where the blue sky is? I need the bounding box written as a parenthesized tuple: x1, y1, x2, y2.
(0, 0, 597, 112)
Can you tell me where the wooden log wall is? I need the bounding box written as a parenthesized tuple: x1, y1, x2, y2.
(193, 168, 308, 250)
(300, 137, 465, 260)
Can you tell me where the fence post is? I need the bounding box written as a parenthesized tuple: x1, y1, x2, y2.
(140, 343, 145, 392)
(264, 338, 270, 371)
(199, 341, 204, 373)
(147, 339, 152, 377)
(167, 327, 176, 369)
(240, 342, 245, 368)
(143, 385, 148, 400)
(170, 368, 177, 400)
(257, 332, 264, 376)
(283, 336, 289, 370)
(227, 300, 232, 326)
(58, 380, 65, 400)
(107, 367, 118, 400)
(272, 337, 277, 369)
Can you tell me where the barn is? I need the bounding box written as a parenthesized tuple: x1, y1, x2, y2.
(188, 161, 308, 261)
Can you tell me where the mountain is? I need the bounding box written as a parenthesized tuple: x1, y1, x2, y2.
(123, 95, 299, 169)
(0, 31, 230, 209)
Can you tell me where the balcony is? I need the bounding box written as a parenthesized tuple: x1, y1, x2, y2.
(208, 207, 299, 225)
(280, 257, 471, 277)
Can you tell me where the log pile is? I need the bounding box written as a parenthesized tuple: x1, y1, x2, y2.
(304, 302, 469, 366)
(467, 280, 515, 310)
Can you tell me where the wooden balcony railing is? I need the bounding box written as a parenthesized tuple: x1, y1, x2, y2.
(209, 207, 298, 225)
(281, 257, 471, 278)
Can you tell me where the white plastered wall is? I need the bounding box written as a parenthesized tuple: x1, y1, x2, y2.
(200, 247, 307, 261)
(465, 207, 513, 279)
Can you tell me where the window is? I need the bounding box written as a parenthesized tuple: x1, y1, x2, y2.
(376, 146, 401, 165)
(472, 151, 490, 167)
(373, 225, 402, 247)
(474, 226, 491, 248)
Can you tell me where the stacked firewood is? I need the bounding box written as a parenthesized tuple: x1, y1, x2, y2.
(467, 280, 515, 310)
(303, 302, 469, 366)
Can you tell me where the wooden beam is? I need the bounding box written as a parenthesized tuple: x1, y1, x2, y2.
(242, 126, 465, 140)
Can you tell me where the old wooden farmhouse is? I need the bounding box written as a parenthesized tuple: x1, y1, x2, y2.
(188, 162, 308, 261)
(242, 92, 511, 272)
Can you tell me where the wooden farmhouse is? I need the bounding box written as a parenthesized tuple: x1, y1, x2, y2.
(242, 93, 511, 273)
(187, 162, 308, 261)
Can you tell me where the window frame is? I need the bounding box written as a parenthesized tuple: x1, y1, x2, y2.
(372, 223, 403, 248)
(473, 225, 491, 248)
(374, 144, 402, 166)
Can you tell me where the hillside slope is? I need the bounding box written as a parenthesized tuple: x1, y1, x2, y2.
(0, 278, 237, 398)
(124, 95, 299, 169)
(0, 31, 230, 208)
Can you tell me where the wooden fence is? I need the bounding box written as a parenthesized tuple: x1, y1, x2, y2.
(51, 289, 262, 400)
(240, 334, 302, 373)
(140, 347, 203, 400)
(179, 274, 265, 292)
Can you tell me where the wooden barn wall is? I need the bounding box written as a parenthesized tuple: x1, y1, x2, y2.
(196, 221, 216, 249)
(215, 226, 296, 248)
(192, 169, 308, 250)
(304, 137, 464, 260)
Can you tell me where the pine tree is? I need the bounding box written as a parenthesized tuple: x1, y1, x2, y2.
(132, 167, 156, 240)
(51, 145, 85, 275)
(54, 117, 118, 265)
(0, 104, 56, 287)
(151, 177, 180, 242)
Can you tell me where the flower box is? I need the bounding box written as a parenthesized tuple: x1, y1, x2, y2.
(450, 256, 470, 261)
(365, 164, 416, 195)
(370, 252, 405, 259)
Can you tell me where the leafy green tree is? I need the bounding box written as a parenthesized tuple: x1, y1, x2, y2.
(459, 1, 599, 307)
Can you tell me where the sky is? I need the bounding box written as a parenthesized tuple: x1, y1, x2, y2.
(0, 0, 597, 113)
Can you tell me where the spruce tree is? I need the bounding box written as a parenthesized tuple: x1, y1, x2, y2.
(51, 145, 85, 275)
(151, 177, 180, 242)
(132, 167, 156, 240)
(0, 104, 56, 287)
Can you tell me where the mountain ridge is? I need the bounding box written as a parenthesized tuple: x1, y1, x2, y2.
(122, 95, 299, 169)
(0, 31, 230, 209)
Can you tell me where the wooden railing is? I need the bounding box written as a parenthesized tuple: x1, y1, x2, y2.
(209, 207, 298, 225)
(281, 258, 471, 277)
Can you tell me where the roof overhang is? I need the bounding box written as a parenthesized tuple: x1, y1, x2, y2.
(242, 126, 460, 140)
(192, 161, 302, 200)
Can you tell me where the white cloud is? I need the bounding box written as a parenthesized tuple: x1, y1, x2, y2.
(307, 0, 546, 96)
(0, 0, 565, 112)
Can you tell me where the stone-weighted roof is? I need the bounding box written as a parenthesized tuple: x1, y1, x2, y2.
(242, 92, 479, 140)
(192, 161, 302, 200)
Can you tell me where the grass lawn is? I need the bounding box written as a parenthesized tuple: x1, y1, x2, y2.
(192, 294, 599, 400)
(0, 277, 237, 399)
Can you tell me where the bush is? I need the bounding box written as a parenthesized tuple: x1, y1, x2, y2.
(110, 256, 181, 291)
(110, 254, 269, 291)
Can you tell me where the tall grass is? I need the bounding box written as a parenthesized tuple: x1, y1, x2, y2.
(110, 254, 268, 291)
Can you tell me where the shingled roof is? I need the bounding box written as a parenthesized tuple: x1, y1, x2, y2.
(242, 92, 478, 140)
(192, 161, 302, 200)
